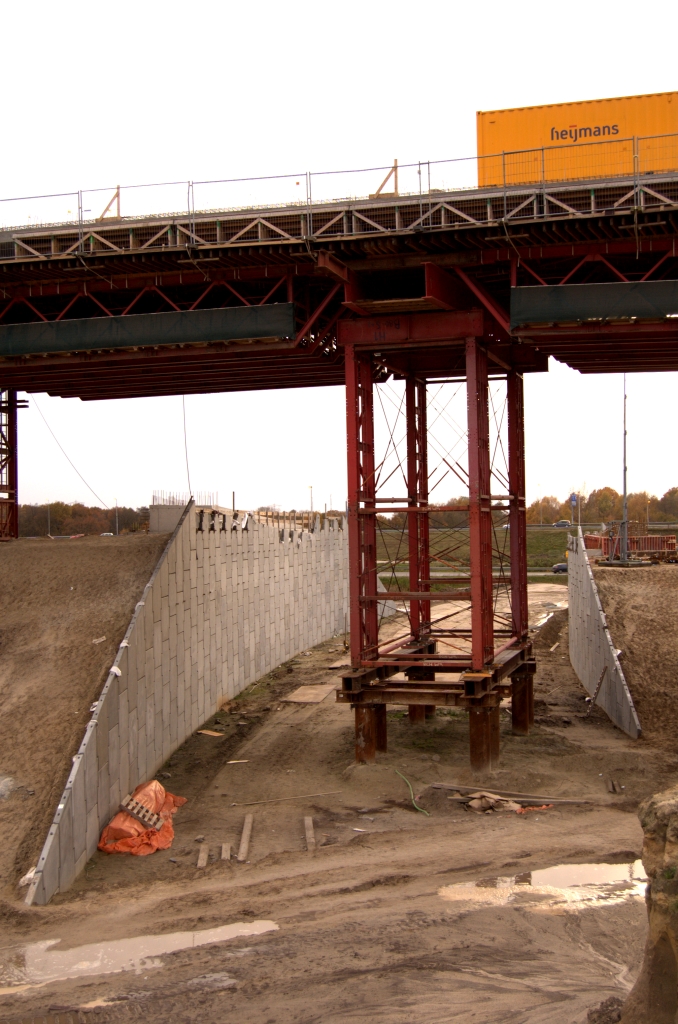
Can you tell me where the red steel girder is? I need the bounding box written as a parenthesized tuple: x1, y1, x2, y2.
(338, 310, 484, 348)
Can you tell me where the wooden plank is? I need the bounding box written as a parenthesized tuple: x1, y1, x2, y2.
(284, 683, 335, 703)
(432, 783, 595, 804)
(221, 843, 231, 861)
(304, 816, 316, 852)
(237, 814, 253, 862)
(197, 844, 209, 868)
(233, 791, 341, 807)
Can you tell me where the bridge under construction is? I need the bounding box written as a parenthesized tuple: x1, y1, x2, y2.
(2, 142, 678, 769)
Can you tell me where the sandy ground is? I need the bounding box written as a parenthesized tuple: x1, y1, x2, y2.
(594, 564, 678, 752)
(0, 534, 169, 900)
(0, 591, 674, 1023)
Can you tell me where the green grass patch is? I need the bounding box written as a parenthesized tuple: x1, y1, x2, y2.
(377, 528, 570, 569)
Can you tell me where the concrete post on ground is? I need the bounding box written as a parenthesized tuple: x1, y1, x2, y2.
(355, 704, 378, 763)
(468, 706, 492, 771)
(511, 671, 533, 735)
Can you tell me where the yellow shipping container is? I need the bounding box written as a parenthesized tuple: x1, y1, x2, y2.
(476, 91, 678, 187)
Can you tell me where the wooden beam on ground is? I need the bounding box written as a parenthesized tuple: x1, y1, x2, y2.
(237, 814, 253, 862)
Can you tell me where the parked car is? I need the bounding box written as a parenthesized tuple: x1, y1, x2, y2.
(552, 563, 568, 574)
(553, 520, 571, 528)
(100, 532, 114, 536)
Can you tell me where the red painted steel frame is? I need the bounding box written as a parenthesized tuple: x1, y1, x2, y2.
(466, 338, 494, 669)
(345, 345, 379, 666)
(406, 376, 430, 638)
(508, 370, 528, 640)
(0, 390, 18, 540)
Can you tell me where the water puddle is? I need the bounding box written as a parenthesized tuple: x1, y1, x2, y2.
(439, 860, 646, 909)
(0, 919, 278, 995)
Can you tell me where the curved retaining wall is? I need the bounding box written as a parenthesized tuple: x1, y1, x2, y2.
(26, 503, 348, 905)
(567, 528, 641, 738)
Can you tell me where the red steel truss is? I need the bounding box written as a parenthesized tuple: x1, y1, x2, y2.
(338, 314, 534, 769)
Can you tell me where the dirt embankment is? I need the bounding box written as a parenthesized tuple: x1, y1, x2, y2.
(0, 534, 168, 893)
(594, 565, 678, 752)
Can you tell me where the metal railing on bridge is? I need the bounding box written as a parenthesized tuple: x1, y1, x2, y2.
(2, 133, 678, 256)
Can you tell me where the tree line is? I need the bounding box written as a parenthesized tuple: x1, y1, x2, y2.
(19, 503, 150, 537)
(376, 486, 678, 530)
(528, 487, 678, 525)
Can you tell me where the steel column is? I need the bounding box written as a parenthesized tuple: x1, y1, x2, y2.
(468, 707, 492, 771)
(0, 389, 18, 540)
(345, 345, 378, 668)
(465, 338, 493, 669)
(375, 705, 388, 753)
(405, 375, 431, 638)
(489, 706, 500, 765)
(355, 705, 378, 763)
(508, 369, 528, 640)
(512, 672, 532, 735)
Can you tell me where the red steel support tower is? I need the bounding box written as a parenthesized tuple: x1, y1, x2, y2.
(0, 389, 18, 540)
(338, 317, 534, 770)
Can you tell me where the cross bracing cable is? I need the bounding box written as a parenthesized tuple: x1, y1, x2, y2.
(32, 396, 109, 508)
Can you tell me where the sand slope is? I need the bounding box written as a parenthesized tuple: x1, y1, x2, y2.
(594, 564, 678, 751)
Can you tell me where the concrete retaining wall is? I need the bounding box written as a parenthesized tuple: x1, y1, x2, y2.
(567, 527, 641, 738)
(149, 504, 184, 533)
(27, 503, 348, 905)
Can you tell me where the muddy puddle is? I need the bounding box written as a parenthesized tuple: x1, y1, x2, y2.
(0, 920, 278, 995)
(439, 860, 646, 909)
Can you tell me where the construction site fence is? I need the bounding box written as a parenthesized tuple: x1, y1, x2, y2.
(3, 134, 678, 232)
(584, 533, 677, 554)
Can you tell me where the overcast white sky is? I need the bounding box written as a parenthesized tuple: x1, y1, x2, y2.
(8, 0, 678, 510)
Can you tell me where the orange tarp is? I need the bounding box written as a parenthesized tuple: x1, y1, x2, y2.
(98, 779, 186, 856)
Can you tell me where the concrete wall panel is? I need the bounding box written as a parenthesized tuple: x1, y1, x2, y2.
(567, 528, 641, 738)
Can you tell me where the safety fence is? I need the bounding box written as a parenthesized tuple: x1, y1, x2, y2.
(584, 533, 677, 556)
(567, 528, 641, 739)
(2, 133, 678, 234)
